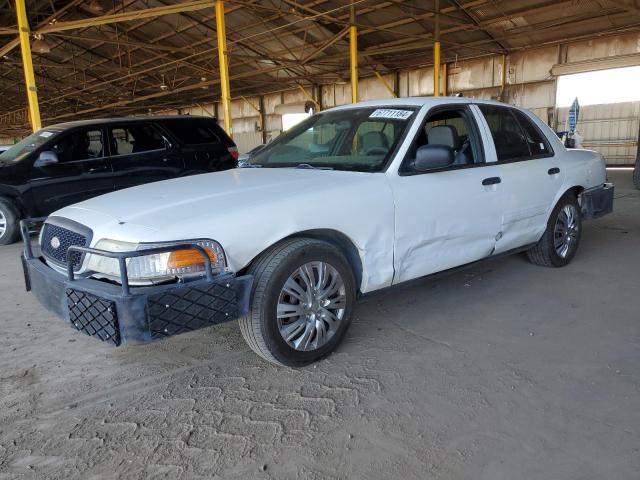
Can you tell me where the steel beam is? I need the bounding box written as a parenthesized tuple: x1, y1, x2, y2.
(374, 71, 396, 98)
(349, 3, 358, 103)
(441, 62, 447, 96)
(215, 0, 232, 135)
(15, 0, 41, 131)
(297, 84, 320, 111)
(0, 0, 83, 58)
(37, 1, 215, 34)
(433, 0, 440, 96)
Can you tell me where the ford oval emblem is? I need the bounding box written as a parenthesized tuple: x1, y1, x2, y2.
(50, 236, 61, 250)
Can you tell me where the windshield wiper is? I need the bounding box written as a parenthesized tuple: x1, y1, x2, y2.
(294, 163, 333, 170)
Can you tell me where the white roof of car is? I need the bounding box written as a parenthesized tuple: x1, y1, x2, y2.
(329, 96, 514, 111)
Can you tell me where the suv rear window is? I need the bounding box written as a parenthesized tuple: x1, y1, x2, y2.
(162, 120, 223, 145)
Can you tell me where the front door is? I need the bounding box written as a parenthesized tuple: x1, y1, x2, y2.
(476, 105, 564, 253)
(29, 127, 113, 216)
(107, 122, 184, 191)
(389, 105, 503, 284)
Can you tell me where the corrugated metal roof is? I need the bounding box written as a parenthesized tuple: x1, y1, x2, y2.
(0, 0, 639, 134)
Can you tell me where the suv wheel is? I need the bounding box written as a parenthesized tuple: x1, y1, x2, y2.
(527, 194, 582, 267)
(239, 238, 356, 367)
(0, 199, 20, 246)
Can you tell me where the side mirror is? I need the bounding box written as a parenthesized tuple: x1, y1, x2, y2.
(413, 144, 454, 172)
(34, 150, 59, 168)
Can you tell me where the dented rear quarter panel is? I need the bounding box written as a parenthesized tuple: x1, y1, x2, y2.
(519, 109, 607, 214)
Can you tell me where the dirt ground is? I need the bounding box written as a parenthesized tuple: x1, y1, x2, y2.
(0, 170, 638, 480)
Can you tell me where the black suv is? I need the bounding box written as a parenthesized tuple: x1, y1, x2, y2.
(0, 116, 238, 244)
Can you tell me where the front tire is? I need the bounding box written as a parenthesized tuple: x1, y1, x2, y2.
(527, 194, 582, 267)
(0, 199, 20, 246)
(239, 238, 356, 367)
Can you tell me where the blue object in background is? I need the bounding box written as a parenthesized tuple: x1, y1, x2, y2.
(568, 97, 580, 134)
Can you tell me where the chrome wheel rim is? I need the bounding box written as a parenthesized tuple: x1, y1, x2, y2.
(0, 210, 6, 238)
(554, 204, 579, 258)
(277, 261, 347, 352)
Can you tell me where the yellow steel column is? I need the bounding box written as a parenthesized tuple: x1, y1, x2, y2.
(349, 4, 358, 103)
(433, 0, 440, 97)
(15, 0, 41, 132)
(441, 63, 449, 97)
(215, 0, 232, 136)
(433, 42, 441, 96)
(441, 63, 447, 96)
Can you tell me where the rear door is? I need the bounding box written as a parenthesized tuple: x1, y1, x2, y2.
(29, 127, 113, 215)
(107, 122, 184, 191)
(476, 104, 563, 253)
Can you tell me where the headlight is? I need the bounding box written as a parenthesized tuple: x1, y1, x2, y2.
(86, 239, 226, 284)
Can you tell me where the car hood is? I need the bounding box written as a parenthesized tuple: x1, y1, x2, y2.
(55, 167, 386, 240)
(52, 167, 396, 290)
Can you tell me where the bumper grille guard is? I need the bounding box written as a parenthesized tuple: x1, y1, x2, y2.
(21, 217, 217, 296)
(66, 244, 216, 296)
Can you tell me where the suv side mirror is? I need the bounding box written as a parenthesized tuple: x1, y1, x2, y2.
(34, 150, 59, 168)
(413, 144, 454, 172)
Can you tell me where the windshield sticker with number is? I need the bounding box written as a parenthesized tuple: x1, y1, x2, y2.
(369, 109, 413, 120)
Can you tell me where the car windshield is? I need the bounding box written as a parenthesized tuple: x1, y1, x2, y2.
(0, 129, 60, 164)
(249, 106, 417, 172)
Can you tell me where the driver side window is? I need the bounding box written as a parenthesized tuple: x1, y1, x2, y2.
(51, 129, 104, 163)
(402, 107, 481, 173)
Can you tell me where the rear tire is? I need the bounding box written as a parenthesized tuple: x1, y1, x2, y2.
(527, 194, 582, 267)
(0, 199, 20, 246)
(239, 238, 356, 367)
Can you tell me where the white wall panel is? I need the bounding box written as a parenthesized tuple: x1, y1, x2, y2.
(566, 33, 640, 63)
(557, 102, 639, 165)
(509, 46, 557, 84)
(359, 75, 395, 101)
(234, 131, 263, 154)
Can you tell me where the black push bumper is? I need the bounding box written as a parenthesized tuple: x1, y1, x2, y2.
(20, 219, 252, 346)
(581, 183, 614, 220)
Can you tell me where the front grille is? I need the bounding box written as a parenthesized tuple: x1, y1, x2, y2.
(41, 223, 88, 270)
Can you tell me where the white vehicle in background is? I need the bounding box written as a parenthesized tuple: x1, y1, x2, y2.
(21, 97, 613, 366)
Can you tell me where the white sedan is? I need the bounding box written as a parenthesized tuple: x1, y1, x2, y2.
(21, 97, 614, 366)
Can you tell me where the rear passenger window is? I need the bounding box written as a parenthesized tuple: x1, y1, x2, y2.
(162, 120, 222, 145)
(479, 105, 531, 162)
(512, 110, 552, 157)
(109, 124, 165, 156)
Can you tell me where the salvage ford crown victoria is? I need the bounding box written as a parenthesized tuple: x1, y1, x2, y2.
(21, 98, 614, 366)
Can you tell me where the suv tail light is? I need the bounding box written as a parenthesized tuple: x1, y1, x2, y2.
(227, 146, 239, 161)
